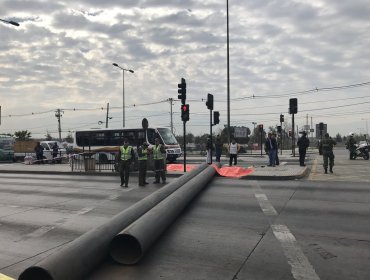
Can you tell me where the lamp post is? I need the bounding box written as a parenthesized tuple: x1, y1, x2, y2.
(112, 63, 134, 128)
(0, 18, 19, 26)
(226, 0, 231, 144)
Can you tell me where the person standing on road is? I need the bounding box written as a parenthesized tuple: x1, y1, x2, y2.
(215, 135, 223, 162)
(118, 138, 135, 188)
(34, 142, 44, 164)
(228, 138, 240, 166)
(52, 142, 59, 164)
(153, 138, 166, 184)
(272, 133, 280, 165)
(320, 133, 337, 174)
(137, 141, 149, 186)
(346, 132, 357, 160)
(297, 131, 310, 166)
(265, 133, 277, 167)
(206, 136, 214, 164)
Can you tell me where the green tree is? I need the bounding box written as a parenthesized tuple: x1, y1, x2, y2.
(65, 132, 74, 143)
(45, 131, 53, 141)
(14, 130, 32, 140)
(335, 133, 342, 143)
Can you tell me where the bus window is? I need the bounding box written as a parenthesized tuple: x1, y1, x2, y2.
(147, 129, 156, 145)
(157, 128, 177, 145)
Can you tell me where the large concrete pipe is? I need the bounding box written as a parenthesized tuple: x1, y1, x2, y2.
(109, 164, 218, 264)
(19, 163, 210, 280)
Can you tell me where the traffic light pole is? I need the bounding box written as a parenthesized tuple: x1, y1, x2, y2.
(292, 113, 295, 157)
(183, 121, 186, 172)
(209, 109, 213, 164)
(280, 121, 283, 155)
(260, 130, 263, 157)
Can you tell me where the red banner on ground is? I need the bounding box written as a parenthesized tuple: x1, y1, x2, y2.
(166, 163, 254, 178)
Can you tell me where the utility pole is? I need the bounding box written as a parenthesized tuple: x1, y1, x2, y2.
(168, 98, 174, 133)
(105, 103, 110, 128)
(55, 109, 63, 142)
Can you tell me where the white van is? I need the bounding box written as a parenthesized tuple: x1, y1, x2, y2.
(40, 141, 66, 162)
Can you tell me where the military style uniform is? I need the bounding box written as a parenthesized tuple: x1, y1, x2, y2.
(346, 136, 356, 160)
(320, 135, 336, 174)
(137, 143, 149, 186)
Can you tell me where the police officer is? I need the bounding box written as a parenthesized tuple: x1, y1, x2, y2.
(137, 141, 149, 186)
(346, 132, 356, 160)
(118, 138, 135, 188)
(153, 138, 166, 184)
(320, 133, 336, 174)
(297, 131, 310, 166)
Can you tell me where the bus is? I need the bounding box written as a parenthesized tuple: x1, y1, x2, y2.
(73, 127, 182, 163)
(0, 135, 15, 162)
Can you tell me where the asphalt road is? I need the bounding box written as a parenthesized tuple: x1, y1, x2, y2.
(0, 147, 369, 279)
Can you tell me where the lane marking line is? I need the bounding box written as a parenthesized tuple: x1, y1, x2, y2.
(271, 224, 320, 280)
(253, 183, 320, 280)
(308, 159, 318, 181)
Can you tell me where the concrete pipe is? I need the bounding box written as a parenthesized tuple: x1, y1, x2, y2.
(109, 164, 218, 264)
(19, 163, 209, 280)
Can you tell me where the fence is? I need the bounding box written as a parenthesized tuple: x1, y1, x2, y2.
(70, 152, 118, 172)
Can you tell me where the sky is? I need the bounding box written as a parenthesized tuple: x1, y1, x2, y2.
(1, 0, 370, 140)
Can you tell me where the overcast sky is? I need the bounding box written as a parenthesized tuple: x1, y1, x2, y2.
(1, 0, 370, 140)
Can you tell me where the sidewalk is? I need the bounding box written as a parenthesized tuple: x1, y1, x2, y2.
(0, 150, 313, 180)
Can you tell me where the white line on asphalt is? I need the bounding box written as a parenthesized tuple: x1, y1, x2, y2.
(308, 159, 318, 180)
(254, 193, 278, 216)
(252, 183, 320, 280)
(271, 224, 320, 280)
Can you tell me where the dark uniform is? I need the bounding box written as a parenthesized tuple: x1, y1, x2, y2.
(153, 138, 166, 184)
(346, 135, 356, 160)
(320, 133, 336, 174)
(297, 132, 310, 166)
(137, 142, 149, 186)
(118, 139, 135, 187)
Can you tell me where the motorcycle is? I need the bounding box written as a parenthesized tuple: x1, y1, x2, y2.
(352, 143, 370, 160)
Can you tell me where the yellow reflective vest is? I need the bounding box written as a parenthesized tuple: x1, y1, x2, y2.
(153, 144, 164, 160)
(120, 146, 133, 161)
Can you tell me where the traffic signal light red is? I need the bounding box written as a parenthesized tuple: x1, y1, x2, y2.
(181, 104, 189, 122)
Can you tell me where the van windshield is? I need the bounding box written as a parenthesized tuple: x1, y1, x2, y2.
(157, 128, 178, 145)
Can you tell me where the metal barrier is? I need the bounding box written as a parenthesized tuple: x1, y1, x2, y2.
(71, 152, 117, 172)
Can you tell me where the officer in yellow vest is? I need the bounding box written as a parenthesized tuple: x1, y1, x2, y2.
(137, 141, 149, 186)
(153, 138, 166, 184)
(118, 138, 135, 187)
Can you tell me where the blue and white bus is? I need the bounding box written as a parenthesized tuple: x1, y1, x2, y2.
(73, 127, 181, 163)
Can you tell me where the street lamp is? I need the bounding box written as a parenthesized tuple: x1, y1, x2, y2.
(0, 18, 19, 26)
(112, 63, 134, 128)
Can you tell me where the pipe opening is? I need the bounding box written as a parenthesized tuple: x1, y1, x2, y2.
(110, 234, 142, 264)
(18, 266, 53, 280)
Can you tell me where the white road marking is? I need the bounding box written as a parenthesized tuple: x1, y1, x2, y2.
(271, 224, 320, 280)
(254, 193, 278, 216)
(253, 183, 320, 280)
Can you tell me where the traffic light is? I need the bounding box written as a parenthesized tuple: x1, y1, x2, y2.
(319, 122, 324, 131)
(177, 78, 186, 105)
(277, 125, 282, 133)
(213, 111, 220, 125)
(206, 93, 214, 110)
(289, 98, 298, 114)
(258, 124, 263, 132)
(288, 130, 292, 137)
(280, 114, 284, 123)
(181, 104, 189, 122)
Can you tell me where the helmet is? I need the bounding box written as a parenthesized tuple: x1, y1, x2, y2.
(349, 132, 354, 137)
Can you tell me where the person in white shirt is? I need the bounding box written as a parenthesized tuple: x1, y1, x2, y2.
(228, 139, 240, 166)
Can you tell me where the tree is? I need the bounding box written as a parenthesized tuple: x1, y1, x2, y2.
(14, 130, 32, 140)
(65, 132, 74, 143)
(45, 131, 52, 141)
(335, 133, 342, 143)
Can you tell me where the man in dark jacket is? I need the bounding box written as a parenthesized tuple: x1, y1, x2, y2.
(297, 131, 310, 166)
(265, 133, 278, 167)
(320, 133, 337, 174)
(34, 142, 44, 164)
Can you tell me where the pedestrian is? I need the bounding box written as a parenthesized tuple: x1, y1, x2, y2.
(228, 138, 240, 166)
(297, 131, 310, 166)
(34, 142, 44, 164)
(137, 141, 149, 186)
(215, 135, 223, 162)
(319, 133, 336, 174)
(52, 142, 59, 164)
(345, 132, 356, 160)
(265, 133, 278, 167)
(206, 136, 214, 164)
(153, 138, 166, 184)
(118, 138, 135, 188)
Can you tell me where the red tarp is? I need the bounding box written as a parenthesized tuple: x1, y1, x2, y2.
(166, 164, 254, 178)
